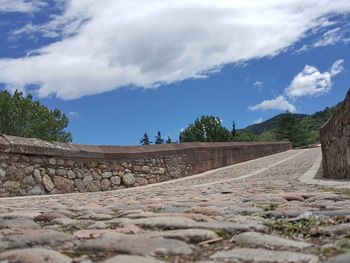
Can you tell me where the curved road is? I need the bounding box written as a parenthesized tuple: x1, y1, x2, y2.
(1, 148, 350, 262)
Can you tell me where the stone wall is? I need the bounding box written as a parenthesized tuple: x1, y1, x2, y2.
(320, 89, 350, 179)
(0, 135, 292, 197)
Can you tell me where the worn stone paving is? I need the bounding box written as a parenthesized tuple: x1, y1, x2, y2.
(1, 148, 350, 262)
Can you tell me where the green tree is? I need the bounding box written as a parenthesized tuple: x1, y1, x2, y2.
(140, 133, 152, 145)
(276, 112, 307, 147)
(232, 121, 236, 138)
(179, 116, 233, 142)
(234, 130, 259, 142)
(259, 129, 277, 142)
(155, 131, 164, 144)
(0, 90, 72, 142)
(165, 136, 173, 144)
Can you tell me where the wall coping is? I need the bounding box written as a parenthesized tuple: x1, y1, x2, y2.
(0, 134, 291, 159)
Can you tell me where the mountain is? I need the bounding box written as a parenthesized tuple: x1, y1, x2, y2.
(243, 103, 341, 136)
(235, 102, 341, 145)
(245, 114, 307, 135)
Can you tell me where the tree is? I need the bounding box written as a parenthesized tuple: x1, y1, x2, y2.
(0, 90, 72, 142)
(140, 133, 152, 145)
(234, 130, 259, 142)
(232, 121, 236, 138)
(179, 116, 233, 142)
(165, 136, 173, 144)
(276, 112, 307, 147)
(154, 131, 164, 144)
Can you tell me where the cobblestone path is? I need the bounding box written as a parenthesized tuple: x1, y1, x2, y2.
(1, 148, 350, 263)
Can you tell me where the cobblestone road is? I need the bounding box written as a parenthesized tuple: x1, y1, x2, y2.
(1, 148, 350, 262)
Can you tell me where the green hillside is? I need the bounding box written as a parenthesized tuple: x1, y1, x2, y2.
(236, 102, 341, 145)
(245, 114, 307, 135)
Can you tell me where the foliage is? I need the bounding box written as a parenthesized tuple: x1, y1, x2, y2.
(263, 203, 279, 211)
(259, 129, 277, 141)
(276, 112, 308, 147)
(239, 102, 340, 146)
(0, 90, 72, 142)
(179, 116, 233, 142)
(165, 136, 173, 144)
(232, 121, 236, 138)
(140, 133, 152, 145)
(245, 102, 339, 136)
(265, 218, 323, 238)
(155, 131, 164, 144)
(245, 114, 307, 135)
(234, 130, 259, 142)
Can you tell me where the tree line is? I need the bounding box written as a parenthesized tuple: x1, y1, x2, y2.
(140, 131, 174, 145)
(0, 90, 326, 147)
(0, 90, 72, 142)
(141, 113, 323, 147)
(140, 116, 238, 145)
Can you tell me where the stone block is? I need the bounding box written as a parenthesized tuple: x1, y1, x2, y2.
(53, 176, 74, 193)
(86, 180, 101, 192)
(111, 176, 121, 186)
(3, 181, 20, 189)
(123, 173, 136, 186)
(101, 179, 111, 191)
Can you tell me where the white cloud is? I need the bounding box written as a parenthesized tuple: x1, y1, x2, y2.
(68, 111, 80, 118)
(314, 28, 341, 47)
(248, 59, 344, 112)
(254, 118, 264, 124)
(285, 59, 344, 98)
(248, 96, 296, 113)
(1, 0, 350, 99)
(295, 27, 350, 53)
(0, 0, 46, 13)
(254, 81, 263, 87)
(314, 28, 349, 47)
(330, 59, 345, 76)
(253, 81, 264, 92)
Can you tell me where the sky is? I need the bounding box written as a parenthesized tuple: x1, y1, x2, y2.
(0, 0, 349, 145)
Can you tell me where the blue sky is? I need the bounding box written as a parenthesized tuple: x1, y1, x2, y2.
(0, 0, 349, 145)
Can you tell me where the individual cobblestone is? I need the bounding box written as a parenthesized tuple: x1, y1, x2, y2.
(0, 248, 72, 263)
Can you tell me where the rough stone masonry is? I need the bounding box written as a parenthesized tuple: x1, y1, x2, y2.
(321, 88, 350, 179)
(1, 148, 350, 263)
(0, 135, 291, 197)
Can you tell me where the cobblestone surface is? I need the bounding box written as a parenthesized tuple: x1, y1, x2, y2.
(1, 148, 350, 262)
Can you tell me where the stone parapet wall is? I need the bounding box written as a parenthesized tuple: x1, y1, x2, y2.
(320, 89, 350, 179)
(0, 135, 292, 197)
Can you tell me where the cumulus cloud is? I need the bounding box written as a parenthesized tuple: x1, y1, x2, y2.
(1, 0, 350, 99)
(285, 59, 344, 98)
(248, 96, 296, 113)
(248, 59, 344, 112)
(0, 0, 46, 13)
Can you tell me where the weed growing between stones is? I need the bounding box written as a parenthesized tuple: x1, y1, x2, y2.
(214, 229, 227, 238)
(156, 255, 173, 262)
(265, 218, 324, 238)
(263, 203, 279, 212)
